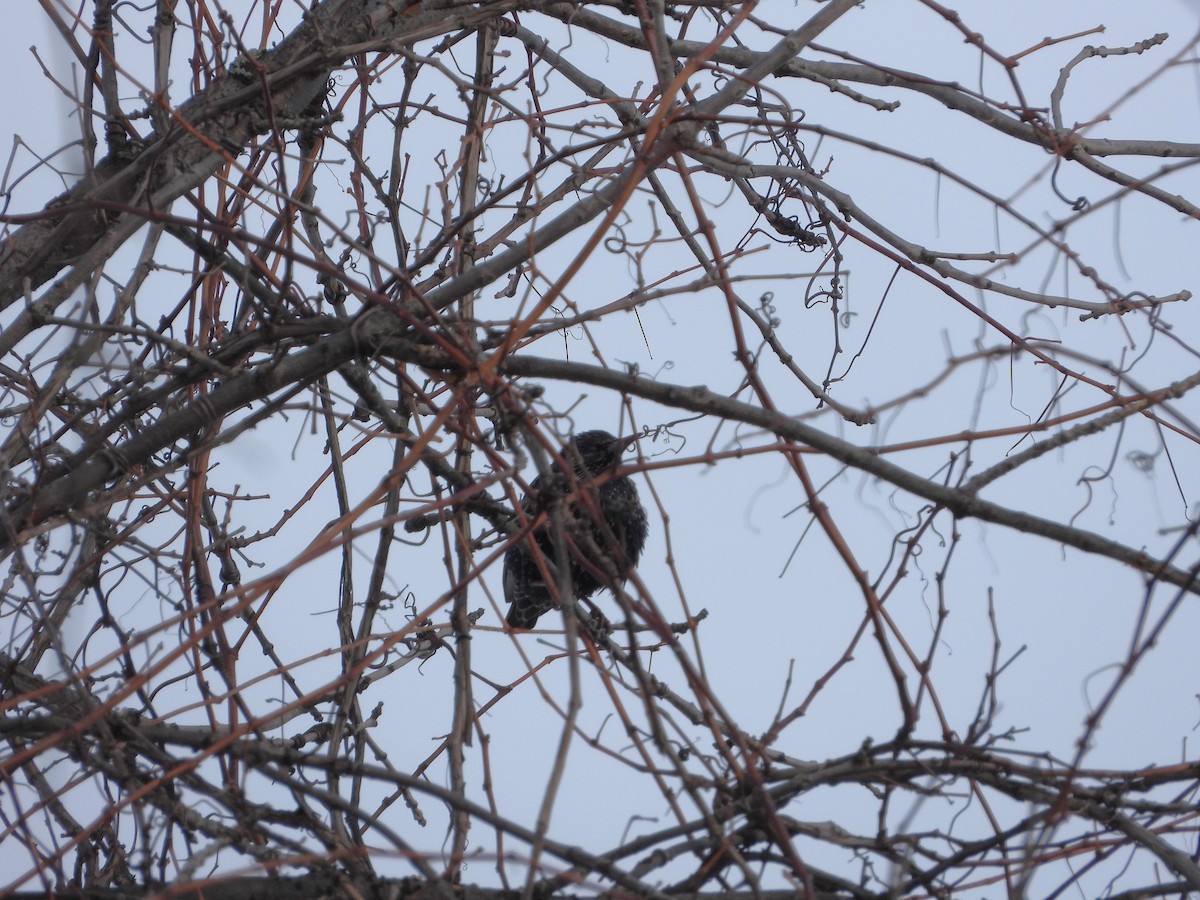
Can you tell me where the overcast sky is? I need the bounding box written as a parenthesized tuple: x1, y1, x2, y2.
(3, 1, 1200, 895)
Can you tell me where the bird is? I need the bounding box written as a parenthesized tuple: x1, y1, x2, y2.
(503, 430, 648, 629)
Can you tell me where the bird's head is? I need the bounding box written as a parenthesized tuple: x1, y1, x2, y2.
(566, 430, 638, 476)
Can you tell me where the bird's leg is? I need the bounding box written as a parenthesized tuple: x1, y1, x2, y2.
(577, 600, 613, 640)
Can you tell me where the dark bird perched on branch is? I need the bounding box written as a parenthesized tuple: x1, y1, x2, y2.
(504, 430, 648, 629)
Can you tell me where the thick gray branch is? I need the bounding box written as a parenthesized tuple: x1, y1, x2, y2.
(499, 354, 1200, 597)
(0, 0, 520, 311)
(548, 5, 1200, 161)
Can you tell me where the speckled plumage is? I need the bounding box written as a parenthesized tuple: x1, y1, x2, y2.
(504, 431, 648, 628)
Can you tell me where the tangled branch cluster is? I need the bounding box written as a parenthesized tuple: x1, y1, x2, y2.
(1, 1, 1198, 898)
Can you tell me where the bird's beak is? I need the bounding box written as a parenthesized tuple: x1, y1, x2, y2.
(614, 433, 640, 455)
